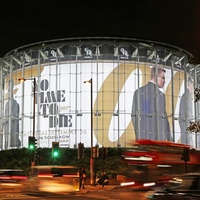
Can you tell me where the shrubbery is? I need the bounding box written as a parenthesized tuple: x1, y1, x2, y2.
(0, 147, 129, 177)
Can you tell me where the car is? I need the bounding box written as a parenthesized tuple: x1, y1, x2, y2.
(0, 169, 28, 192)
(27, 165, 80, 193)
(145, 173, 200, 199)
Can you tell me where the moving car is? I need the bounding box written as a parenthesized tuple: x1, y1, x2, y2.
(28, 165, 79, 193)
(145, 173, 200, 199)
(0, 169, 28, 192)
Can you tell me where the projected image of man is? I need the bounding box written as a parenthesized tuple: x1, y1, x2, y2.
(131, 67, 171, 141)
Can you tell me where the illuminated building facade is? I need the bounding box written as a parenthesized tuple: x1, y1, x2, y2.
(0, 38, 199, 149)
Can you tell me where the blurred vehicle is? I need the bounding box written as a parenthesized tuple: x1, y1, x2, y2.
(122, 139, 198, 165)
(27, 165, 79, 193)
(145, 173, 200, 199)
(121, 139, 200, 183)
(0, 169, 28, 192)
(119, 177, 168, 191)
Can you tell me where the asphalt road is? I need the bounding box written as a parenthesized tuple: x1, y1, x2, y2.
(0, 187, 147, 200)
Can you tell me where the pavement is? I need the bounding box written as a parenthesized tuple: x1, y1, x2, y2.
(78, 184, 118, 193)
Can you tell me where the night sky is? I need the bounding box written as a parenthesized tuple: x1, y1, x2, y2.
(0, 0, 200, 57)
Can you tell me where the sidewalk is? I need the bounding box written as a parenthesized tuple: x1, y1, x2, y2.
(78, 184, 118, 193)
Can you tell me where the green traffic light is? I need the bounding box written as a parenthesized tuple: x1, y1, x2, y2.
(52, 142, 59, 158)
(28, 136, 37, 151)
(29, 144, 34, 150)
(53, 151, 59, 157)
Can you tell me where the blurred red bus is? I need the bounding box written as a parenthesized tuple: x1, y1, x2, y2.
(122, 139, 200, 165)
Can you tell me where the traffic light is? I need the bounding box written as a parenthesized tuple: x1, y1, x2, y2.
(92, 145, 99, 158)
(28, 136, 36, 150)
(181, 147, 190, 162)
(102, 147, 108, 160)
(78, 142, 84, 159)
(52, 142, 59, 157)
(34, 137, 37, 149)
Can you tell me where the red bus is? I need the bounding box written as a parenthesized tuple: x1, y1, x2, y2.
(122, 139, 200, 165)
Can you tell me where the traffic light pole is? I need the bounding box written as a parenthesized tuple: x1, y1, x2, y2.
(184, 161, 188, 173)
(32, 78, 36, 175)
(181, 147, 190, 173)
(90, 78, 94, 186)
(84, 78, 94, 186)
(18, 77, 36, 176)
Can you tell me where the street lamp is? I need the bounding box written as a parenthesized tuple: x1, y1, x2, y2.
(18, 77, 36, 171)
(83, 78, 94, 185)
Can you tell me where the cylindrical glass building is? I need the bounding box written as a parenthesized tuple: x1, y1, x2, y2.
(0, 37, 199, 150)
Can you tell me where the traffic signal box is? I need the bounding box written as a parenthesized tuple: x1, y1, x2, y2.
(28, 136, 37, 162)
(92, 145, 99, 158)
(78, 142, 84, 159)
(52, 142, 59, 158)
(101, 147, 108, 160)
(28, 136, 37, 151)
(181, 147, 190, 162)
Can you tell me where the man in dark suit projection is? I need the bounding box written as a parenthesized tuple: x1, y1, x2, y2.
(4, 79, 21, 148)
(131, 67, 171, 141)
(179, 77, 194, 144)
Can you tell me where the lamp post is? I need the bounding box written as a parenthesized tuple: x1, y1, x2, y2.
(18, 77, 36, 171)
(84, 78, 94, 185)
